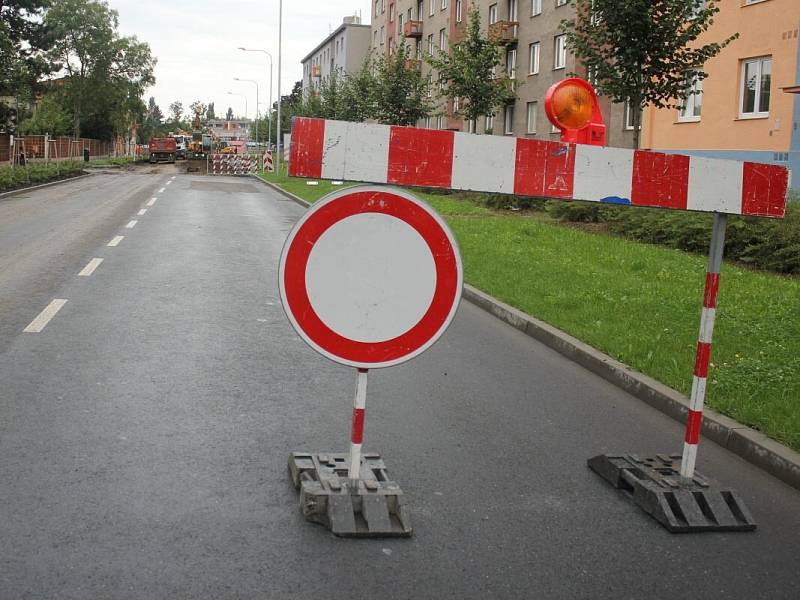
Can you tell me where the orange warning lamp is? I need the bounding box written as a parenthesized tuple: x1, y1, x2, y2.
(545, 78, 606, 146)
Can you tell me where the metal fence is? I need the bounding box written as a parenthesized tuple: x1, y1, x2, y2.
(0, 134, 128, 163)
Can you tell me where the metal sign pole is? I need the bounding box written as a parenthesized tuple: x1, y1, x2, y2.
(680, 212, 728, 484)
(348, 368, 368, 480)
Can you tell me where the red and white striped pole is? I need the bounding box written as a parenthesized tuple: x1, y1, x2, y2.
(348, 368, 368, 480)
(680, 212, 727, 484)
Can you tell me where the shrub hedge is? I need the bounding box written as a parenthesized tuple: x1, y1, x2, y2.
(0, 161, 86, 193)
(545, 192, 800, 275)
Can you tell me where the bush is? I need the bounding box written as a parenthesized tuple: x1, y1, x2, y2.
(0, 161, 85, 193)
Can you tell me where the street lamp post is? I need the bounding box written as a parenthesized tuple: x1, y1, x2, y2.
(234, 77, 259, 147)
(238, 47, 274, 150)
(277, 0, 283, 171)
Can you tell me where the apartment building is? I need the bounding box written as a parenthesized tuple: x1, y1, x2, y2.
(641, 0, 800, 187)
(301, 16, 372, 98)
(371, 0, 634, 147)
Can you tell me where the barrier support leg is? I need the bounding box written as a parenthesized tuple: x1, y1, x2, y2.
(680, 212, 727, 485)
(348, 368, 368, 480)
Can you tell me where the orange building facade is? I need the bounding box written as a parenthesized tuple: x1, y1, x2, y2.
(641, 0, 800, 189)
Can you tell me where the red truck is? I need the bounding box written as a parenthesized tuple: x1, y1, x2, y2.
(148, 137, 176, 164)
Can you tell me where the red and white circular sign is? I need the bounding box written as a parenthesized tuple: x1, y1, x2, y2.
(279, 186, 463, 369)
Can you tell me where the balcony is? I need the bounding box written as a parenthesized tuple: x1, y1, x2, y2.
(311, 65, 321, 78)
(403, 20, 423, 38)
(404, 59, 422, 71)
(488, 21, 518, 45)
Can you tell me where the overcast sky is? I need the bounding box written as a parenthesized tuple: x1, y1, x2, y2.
(111, 0, 372, 120)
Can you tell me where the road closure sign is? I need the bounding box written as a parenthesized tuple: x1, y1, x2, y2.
(279, 186, 463, 369)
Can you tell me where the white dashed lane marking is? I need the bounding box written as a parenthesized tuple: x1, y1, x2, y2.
(126, 220, 138, 229)
(158, 187, 165, 193)
(108, 236, 124, 247)
(146, 197, 157, 206)
(23, 299, 68, 333)
(138, 209, 147, 216)
(78, 258, 104, 277)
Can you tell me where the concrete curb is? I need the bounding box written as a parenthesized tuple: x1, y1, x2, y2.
(0, 172, 93, 200)
(251, 174, 312, 208)
(254, 176, 800, 492)
(463, 284, 800, 491)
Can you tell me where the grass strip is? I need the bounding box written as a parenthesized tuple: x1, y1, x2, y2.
(260, 169, 800, 452)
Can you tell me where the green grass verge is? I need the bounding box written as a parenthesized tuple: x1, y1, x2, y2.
(262, 170, 800, 451)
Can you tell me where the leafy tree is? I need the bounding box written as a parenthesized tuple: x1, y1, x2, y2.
(189, 100, 206, 128)
(44, 0, 156, 138)
(562, 0, 737, 148)
(206, 102, 215, 120)
(169, 100, 183, 123)
(426, 4, 513, 129)
(0, 0, 54, 130)
(373, 43, 433, 126)
(18, 93, 72, 135)
(225, 106, 234, 120)
(339, 57, 377, 122)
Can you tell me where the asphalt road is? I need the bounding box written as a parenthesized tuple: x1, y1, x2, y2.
(1, 166, 798, 599)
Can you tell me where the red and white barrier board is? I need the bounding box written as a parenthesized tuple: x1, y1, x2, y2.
(210, 153, 260, 175)
(289, 117, 789, 218)
(263, 151, 274, 173)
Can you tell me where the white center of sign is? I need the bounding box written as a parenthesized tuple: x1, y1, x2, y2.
(305, 213, 437, 343)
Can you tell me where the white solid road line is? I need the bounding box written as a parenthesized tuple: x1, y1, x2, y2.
(158, 187, 165, 193)
(108, 236, 124, 247)
(23, 299, 68, 333)
(146, 197, 157, 206)
(138, 208, 147, 216)
(126, 220, 138, 229)
(78, 258, 104, 277)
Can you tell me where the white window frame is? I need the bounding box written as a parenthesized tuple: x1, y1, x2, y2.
(456, 0, 463, 22)
(467, 118, 476, 133)
(678, 72, 702, 122)
(509, 0, 518, 20)
(554, 34, 566, 70)
(442, 0, 448, 9)
(427, 33, 434, 54)
(556, 0, 567, 6)
(437, 115, 445, 129)
(489, 3, 498, 24)
(503, 105, 514, 135)
(389, 2, 395, 21)
(429, 0, 435, 17)
(624, 100, 641, 131)
(739, 56, 772, 118)
(531, 0, 542, 16)
(439, 28, 447, 51)
(485, 113, 495, 132)
(506, 48, 517, 79)
(528, 42, 540, 75)
(526, 101, 537, 134)
(453, 96, 460, 112)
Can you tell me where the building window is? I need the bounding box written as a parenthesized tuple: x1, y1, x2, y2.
(485, 113, 495, 132)
(375, 0, 380, 17)
(504, 105, 514, 134)
(489, 3, 498, 24)
(398, 13, 404, 35)
(678, 72, 702, 121)
(528, 42, 539, 74)
(556, 0, 567, 6)
(506, 48, 516, 79)
(467, 118, 476, 133)
(389, 3, 395, 20)
(440, 28, 447, 50)
(531, 0, 541, 16)
(381, 0, 386, 13)
(374, 30, 378, 47)
(740, 56, 771, 117)
(442, 0, 448, 9)
(625, 100, 641, 130)
(380, 26, 385, 45)
(526, 101, 537, 133)
(429, 0, 435, 16)
(453, 96, 460, 112)
(456, 0, 463, 22)
(437, 115, 445, 129)
(427, 33, 434, 54)
(554, 34, 566, 69)
(509, 0, 518, 20)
